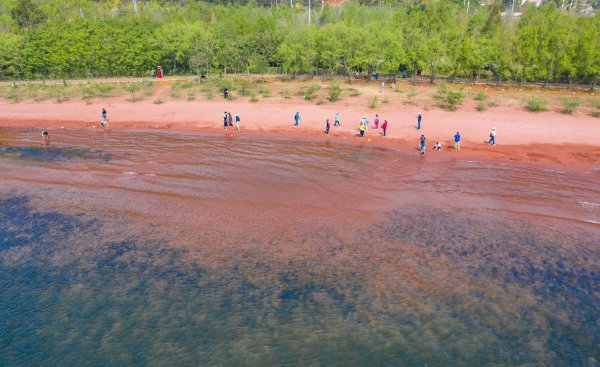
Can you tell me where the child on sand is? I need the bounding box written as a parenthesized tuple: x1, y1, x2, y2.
(359, 122, 365, 137)
(420, 135, 426, 155)
(325, 119, 330, 135)
(454, 131, 461, 150)
(433, 141, 442, 151)
(382, 120, 388, 136)
(235, 114, 240, 131)
(374, 114, 379, 129)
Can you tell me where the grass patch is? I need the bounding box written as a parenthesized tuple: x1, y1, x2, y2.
(368, 96, 378, 109)
(433, 84, 464, 111)
(382, 96, 389, 104)
(48, 85, 70, 103)
(203, 89, 213, 100)
(488, 99, 499, 108)
(238, 79, 253, 97)
(560, 98, 580, 114)
(153, 98, 164, 104)
(592, 111, 600, 118)
(5, 87, 22, 103)
(525, 97, 548, 112)
(282, 88, 292, 99)
(250, 92, 259, 102)
(187, 93, 196, 101)
(328, 83, 342, 102)
(346, 88, 360, 97)
(316, 96, 325, 105)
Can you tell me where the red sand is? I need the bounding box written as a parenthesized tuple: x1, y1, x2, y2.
(1, 88, 599, 170)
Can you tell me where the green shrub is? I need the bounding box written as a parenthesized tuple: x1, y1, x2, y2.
(476, 100, 487, 112)
(589, 99, 600, 110)
(238, 79, 252, 96)
(93, 83, 116, 98)
(433, 84, 464, 111)
(560, 98, 580, 114)
(316, 96, 325, 105)
(474, 91, 487, 101)
(187, 93, 196, 101)
(525, 97, 548, 112)
(304, 83, 321, 100)
(368, 96, 378, 109)
(259, 85, 271, 97)
(405, 86, 417, 104)
(250, 92, 259, 102)
(328, 83, 342, 102)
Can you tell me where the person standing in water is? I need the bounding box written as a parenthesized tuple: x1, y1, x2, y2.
(420, 135, 426, 155)
(294, 112, 300, 127)
(334, 113, 340, 127)
(324, 119, 330, 135)
(42, 130, 49, 143)
(223, 112, 228, 130)
(454, 131, 461, 150)
(374, 114, 380, 129)
(382, 120, 388, 137)
(417, 112, 422, 130)
(235, 114, 240, 131)
(487, 128, 496, 145)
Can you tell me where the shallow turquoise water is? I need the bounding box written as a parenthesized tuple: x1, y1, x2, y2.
(0, 128, 598, 366)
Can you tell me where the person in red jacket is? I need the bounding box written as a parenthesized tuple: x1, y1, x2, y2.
(382, 120, 388, 137)
(157, 66, 163, 79)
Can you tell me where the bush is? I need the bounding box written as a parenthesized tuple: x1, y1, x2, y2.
(560, 98, 580, 114)
(316, 96, 325, 105)
(368, 96, 378, 109)
(488, 99, 499, 108)
(592, 111, 600, 118)
(589, 99, 600, 110)
(259, 85, 271, 97)
(525, 97, 548, 112)
(328, 83, 342, 102)
(153, 98, 164, 104)
(405, 86, 417, 104)
(238, 79, 252, 96)
(304, 83, 321, 100)
(203, 89, 213, 100)
(433, 84, 464, 111)
(474, 91, 487, 101)
(346, 88, 360, 97)
(187, 93, 196, 101)
(250, 92, 259, 102)
(476, 100, 487, 112)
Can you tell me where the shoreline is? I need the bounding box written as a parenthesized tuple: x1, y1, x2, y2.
(2, 116, 599, 171)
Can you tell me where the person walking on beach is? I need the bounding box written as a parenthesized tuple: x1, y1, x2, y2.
(223, 112, 228, 130)
(382, 120, 388, 137)
(374, 114, 380, 129)
(420, 135, 426, 155)
(235, 114, 240, 131)
(454, 131, 461, 150)
(334, 113, 340, 127)
(228, 112, 233, 127)
(487, 128, 496, 145)
(294, 112, 300, 127)
(417, 112, 422, 130)
(324, 119, 330, 135)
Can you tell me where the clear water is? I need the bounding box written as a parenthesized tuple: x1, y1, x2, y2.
(1, 128, 598, 366)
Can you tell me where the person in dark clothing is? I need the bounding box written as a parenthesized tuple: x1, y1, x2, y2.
(223, 112, 228, 130)
(324, 119, 330, 135)
(224, 88, 229, 99)
(228, 112, 233, 127)
(420, 135, 426, 155)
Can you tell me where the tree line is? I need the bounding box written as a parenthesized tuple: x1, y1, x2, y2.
(0, 0, 598, 87)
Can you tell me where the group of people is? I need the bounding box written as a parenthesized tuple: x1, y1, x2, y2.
(223, 111, 240, 130)
(356, 114, 388, 137)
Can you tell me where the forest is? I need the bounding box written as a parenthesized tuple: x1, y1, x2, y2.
(0, 0, 598, 87)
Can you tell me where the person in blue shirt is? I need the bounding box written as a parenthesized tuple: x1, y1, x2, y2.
(420, 135, 426, 155)
(334, 113, 340, 127)
(294, 112, 300, 127)
(454, 131, 461, 150)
